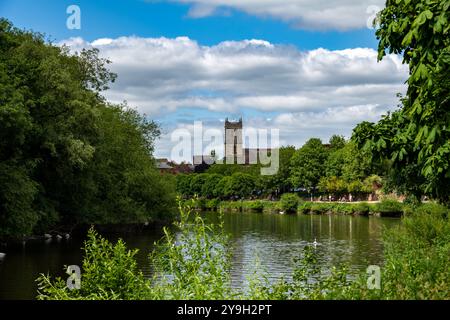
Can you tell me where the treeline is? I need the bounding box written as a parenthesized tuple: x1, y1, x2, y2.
(0, 20, 175, 240)
(176, 136, 384, 201)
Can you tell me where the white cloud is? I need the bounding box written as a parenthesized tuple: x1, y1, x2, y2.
(62, 36, 407, 114)
(167, 0, 385, 30)
(61, 36, 408, 160)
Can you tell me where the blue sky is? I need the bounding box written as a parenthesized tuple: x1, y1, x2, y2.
(0, 0, 407, 161)
(1, 0, 378, 49)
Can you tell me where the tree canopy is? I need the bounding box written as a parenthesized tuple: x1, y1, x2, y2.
(353, 0, 450, 204)
(0, 20, 175, 239)
(290, 138, 328, 191)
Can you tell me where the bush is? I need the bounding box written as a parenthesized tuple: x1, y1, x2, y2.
(332, 203, 354, 215)
(37, 228, 150, 300)
(413, 202, 449, 218)
(297, 202, 313, 214)
(309, 203, 333, 214)
(244, 200, 264, 212)
(220, 200, 242, 211)
(280, 193, 300, 213)
(375, 199, 404, 216)
(353, 202, 370, 215)
(205, 198, 220, 210)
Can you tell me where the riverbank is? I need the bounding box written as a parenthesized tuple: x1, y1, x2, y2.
(0, 218, 174, 247)
(191, 197, 447, 218)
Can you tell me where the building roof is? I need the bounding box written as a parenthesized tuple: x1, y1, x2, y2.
(156, 162, 173, 169)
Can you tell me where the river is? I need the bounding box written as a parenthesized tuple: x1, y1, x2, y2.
(0, 212, 400, 299)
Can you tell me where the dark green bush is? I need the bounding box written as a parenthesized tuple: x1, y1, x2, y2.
(244, 200, 265, 212)
(297, 202, 313, 214)
(375, 199, 404, 216)
(280, 193, 300, 213)
(353, 202, 370, 215)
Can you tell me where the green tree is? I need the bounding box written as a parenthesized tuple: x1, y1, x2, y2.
(0, 20, 175, 239)
(176, 174, 193, 197)
(215, 176, 233, 200)
(329, 135, 346, 151)
(201, 174, 223, 198)
(290, 138, 328, 193)
(264, 146, 296, 195)
(189, 174, 208, 195)
(353, 0, 450, 204)
(226, 172, 255, 199)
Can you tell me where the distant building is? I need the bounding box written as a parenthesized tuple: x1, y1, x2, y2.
(156, 158, 173, 173)
(156, 158, 194, 174)
(224, 117, 244, 164)
(193, 117, 273, 170)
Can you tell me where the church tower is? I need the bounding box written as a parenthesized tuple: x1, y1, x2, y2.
(224, 117, 244, 164)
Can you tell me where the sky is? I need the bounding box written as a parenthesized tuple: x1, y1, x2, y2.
(0, 0, 408, 162)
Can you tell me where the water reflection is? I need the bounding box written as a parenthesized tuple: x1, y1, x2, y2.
(0, 212, 399, 299)
(204, 212, 399, 287)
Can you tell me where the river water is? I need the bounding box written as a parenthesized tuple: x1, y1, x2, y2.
(0, 212, 400, 299)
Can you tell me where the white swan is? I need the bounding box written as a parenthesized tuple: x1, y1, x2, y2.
(312, 238, 319, 246)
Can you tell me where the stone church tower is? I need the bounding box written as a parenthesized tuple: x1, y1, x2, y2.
(224, 117, 244, 164)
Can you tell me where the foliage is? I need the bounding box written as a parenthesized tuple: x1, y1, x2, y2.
(353, 0, 450, 204)
(175, 174, 192, 197)
(349, 208, 450, 300)
(205, 198, 221, 210)
(36, 200, 450, 300)
(243, 200, 265, 212)
(329, 135, 346, 151)
(201, 174, 223, 199)
(318, 176, 347, 198)
(290, 138, 328, 191)
(37, 228, 150, 300)
(0, 20, 175, 239)
(263, 146, 296, 195)
(353, 202, 370, 215)
(215, 176, 233, 200)
(150, 199, 234, 299)
(279, 193, 300, 213)
(374, 198, 404, 216)
(189, 174, 208, 195)
(224, 172, 255, 199)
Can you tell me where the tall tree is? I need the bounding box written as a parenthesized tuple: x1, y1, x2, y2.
(353, 0, 450, 204)
(0, 20, 175, 239)
(290, 138, 328, 193)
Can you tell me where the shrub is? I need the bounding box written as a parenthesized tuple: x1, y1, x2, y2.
(333, 203, 354, 215)
(279, 193, 300, 213)
(353, 202, 370, 215)
(37, 228, 150, 300)
(375, 199, 404, 216)
(205, 198, 220, 210)
(413, 202, 449, 218)
(193, 197, 207, 210)
(244, 200, 264, 212)
(309, 203, 333, 214)
(297, 202, 313, 214)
